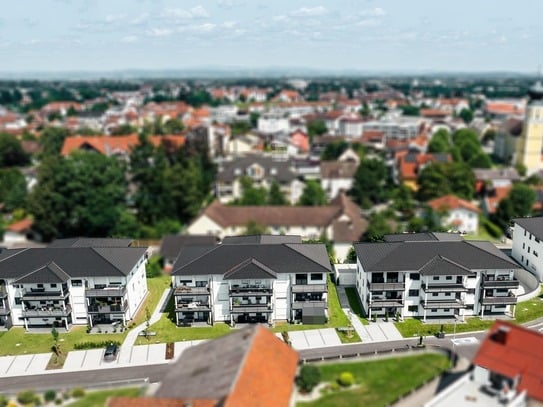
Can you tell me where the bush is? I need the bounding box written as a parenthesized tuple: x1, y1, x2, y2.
(17, 390, 39, 405)
(71, 388, 85, 398)
(44, 390, 56, 402)
(0, 395, 7, 407)
(337, 371, 355, 387)
(481, 217, 503, 239)
(62, 391, 71, 400)
(55, 398, 63, 405)
(74, 340, 121, 350)
(296, 365, 321, 393)
(146, 256, 162, 278)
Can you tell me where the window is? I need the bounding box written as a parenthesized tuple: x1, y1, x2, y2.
(444, 308, 450, 312)
(72, 280, 82, 287)
(408, 289, 419, 297)
(408, 305, 418, 312)
(535, 251, 539, 257)
(50, 283, 57, 288)
(15, 297, 22, 305)
(37, 284, 43, 288)
(195, 281, 207, 287)
(310, 273, 323, 281)
(410, 273, 420, 280)
(433, 276, 439, 281)
(431, 309, 437, 312)
(445, 276, 452, 280)
(523, 242, 526, 249)
(528, 247, 531, 254)
(444, 292, 450, 296)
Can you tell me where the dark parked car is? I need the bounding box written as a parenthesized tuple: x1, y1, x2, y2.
(104, 344, 119, 361)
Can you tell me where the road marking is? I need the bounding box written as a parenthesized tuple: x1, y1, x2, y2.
(451, 337, 479, 346)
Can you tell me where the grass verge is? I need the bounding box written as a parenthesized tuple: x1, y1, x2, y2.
(344, 287, 369, 325)
(515, 287, 543, 323)
(296, 353, 449, 407)
(394, 317, 495, 338)
(67, 387, 141, 407)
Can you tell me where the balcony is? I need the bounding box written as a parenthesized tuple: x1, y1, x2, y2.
(481, 296, 517, 305)
(176, 301, 211, 311)
(231, 302, 273, 313)
(370, 297, 403, 307)
(422, 283, 468, 293)
(22, 288, 69, 300)
(88, 300, 128, 313)
(22, 305, 72, 317)
(0, 286, 7, 299)
(0, 306, 9, 315)
(291, 284, 327, 294)
(369, 281, 405, 291)
(483, 278, 520, 289)
(229, 285, 273, 297)
(421, 299, 465, 309)
(292, 300, 326, 310)
(86, 286, 127, 297)
(174, 286, 209, 296)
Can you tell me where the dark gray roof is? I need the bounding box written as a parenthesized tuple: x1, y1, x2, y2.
(172, 243, 332, 277)
(513, 217, 543, 241)
(224, 258, 278, 280)
(0, 247, 147, 280)
(217, 155, 297, 183)
(155, 325, 259, 401)
(48, 238, 134, 248)
(383, 233, 463, 242)
(354, 240, 519, 273)
(419, 255, 474, 276)
(222, 235, 302, 245)
(14, 262, 71, 284)
(159, 235, 217, 260)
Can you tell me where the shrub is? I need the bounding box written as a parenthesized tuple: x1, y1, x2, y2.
(55, 398, 63, 405)
(146, 256, 162, 278)
(74, 341, 121, 350)
(481, 217, 502, 238)
(17, 390, 39, 405)
(337, 371, 354, 387)
(62, 391, 71, 400)
(0, 395, 7, 407)
(71, 388, 85, 398)
(296, 365, 321, 393)
(44, 389, 56, 402)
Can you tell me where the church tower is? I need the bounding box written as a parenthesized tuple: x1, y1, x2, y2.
(516, 81, 543, 174)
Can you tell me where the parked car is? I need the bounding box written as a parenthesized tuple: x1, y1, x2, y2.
(103, 344, 119, 361)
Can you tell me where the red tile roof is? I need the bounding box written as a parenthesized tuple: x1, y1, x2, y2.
(473, 320, 543, 401)
(427, 194, 481, 214)
(107, 398, 217, 407)
(6, 218, 33, 233)
(484, 186, 512, 214)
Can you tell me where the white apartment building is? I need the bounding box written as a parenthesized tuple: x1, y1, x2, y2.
(511, 217, 543, 282)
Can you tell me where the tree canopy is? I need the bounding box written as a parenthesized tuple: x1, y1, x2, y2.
(350, 158, 388, 208)
(298, 180, 327, 206)
(0, 133, 30, 167)
(417, 162, 475, 201)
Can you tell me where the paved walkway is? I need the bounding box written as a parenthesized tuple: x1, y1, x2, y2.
(121, 287, 172, 352)
(288, 328, 342, 350)
(338, 286, 404, 343)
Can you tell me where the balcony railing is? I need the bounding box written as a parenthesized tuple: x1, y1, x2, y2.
(22, 305, 72, 317)
(87, 302, 127, 313)
(369, 282, 405, 291)
(176, 301, 211, 311)
(481, 296, 517, 305)
(231, 303, 273, 313)
(174, 286, 210, 296)
(483, 279, 520, 289)
(291, 284, 327, 294)
(229, 286, 273, 296)
(370, 297, 403, 307)
(292, 300, 326, 310)
(421, 299, 465, 309)
(0, 287, 7, 299)
(22, 289, 69, 300)
(422, 283, 468, 293)
(0, 306, 9, 315)
(86, 286, 127, 297)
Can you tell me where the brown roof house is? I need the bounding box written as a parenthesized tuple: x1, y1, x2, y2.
(186, 192, 368, 261)
(107, 324, 299, 407)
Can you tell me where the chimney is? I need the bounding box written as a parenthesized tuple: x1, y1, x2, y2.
(491, 326, 510, 345)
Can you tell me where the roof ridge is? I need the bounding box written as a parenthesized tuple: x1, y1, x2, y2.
(91, 247, 127, 276)
(172, 245, 221, 274)
(284, 243, 332, 272)
(463, 240, 517, 266)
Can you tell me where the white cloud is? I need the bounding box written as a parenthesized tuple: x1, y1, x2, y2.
(121, 35, 139, 43)
(222, 21, 237, 29)
(147, 28, 173, 37)
(357, 18, 381, 27)
(291, 6, 327, 17)
(191, 23, 216, 32)
(190, 6, 209, 18)
(360, 7, 386, 17)
(105, 14, 125, 23)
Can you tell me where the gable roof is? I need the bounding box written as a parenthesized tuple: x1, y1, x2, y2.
(48, 237, 134, 248)
(224, 258, 278, 280)
(14, 261, 71, 284)
(159, 235, 217, 260)
(0, 247, 147, 280)
(384, 232, 463, 242)
(473, 320, 543, 401)
(418, 255, 474, 276)
(513, 217, 543, 241)
(154, 325, 298, 407)
(222, 235, 302, 245)
(427, 194, 481, 214)
(217, 155, 297, 183)
(320, 160, 358, 179)
(172, 243, 332, 277)
(6, 218, 33, 234)
(354, 239, 518, 273)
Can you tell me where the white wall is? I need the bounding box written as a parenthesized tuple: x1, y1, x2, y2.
(511, 223, 543, 282)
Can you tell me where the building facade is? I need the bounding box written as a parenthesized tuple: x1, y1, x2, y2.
(511, 217, 543, 282)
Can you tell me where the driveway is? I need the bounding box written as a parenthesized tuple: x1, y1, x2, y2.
(288, 328, 341, 350)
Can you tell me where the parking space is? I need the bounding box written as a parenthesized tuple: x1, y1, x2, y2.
(0, 356, 15, 374)
(63, 350, 87, 370)
(5, 354, 34, 375)
(289, 328, 341, 350)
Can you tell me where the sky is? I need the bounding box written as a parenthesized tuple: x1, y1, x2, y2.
(0, 0, 542, 73)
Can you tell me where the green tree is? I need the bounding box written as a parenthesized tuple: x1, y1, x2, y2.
(350, 158, 388, 208)
(238, 177, 267, 206)
(320, 140, 349, 161)
(249, 112, 260, 128)
(307, 119, 327, 141)
(296, 364, 321, 393)
(163, 118, 184, 134)
(345, 247, 358, 263)
(459, 108, 474, 124)
(427, 129, 450, 154)
(267, 181, 288, 205)
(363, 211, 395, 242)
(298, 180, 327, 206)
(400, 105, 420, 116)
(391, 185, 414, 217)
(27, 152, 127, 241)
(243, 220, 269, 235)
(468, 152, 492, 168)
(0, 168, 27, 211)
(0, 133, 30, 167)
(40, 127, 69, 158)
(417, 162, 475, 201)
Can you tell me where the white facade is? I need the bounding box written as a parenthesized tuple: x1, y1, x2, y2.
(511, 222, 543, 282)
(442, 208, 479, 234)
(258, 115, 290, 134)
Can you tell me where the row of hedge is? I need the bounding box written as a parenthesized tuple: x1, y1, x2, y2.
(73, 341, 121, 350)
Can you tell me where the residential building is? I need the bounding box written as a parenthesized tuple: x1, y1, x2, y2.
(108, 324, 299, 407)
(353, 233, 521, 320)
(515, 81, 543, 175)
(215, 155, 304, 204)
(427, 195, 481, 234)
(493, 118, 523, 163)
(170, 236, 331, 326)
(0, 238, 148, 330)
(474, 168, 521, 194)
(426, 320, 543, 406)
(320, 148, 360, 199)
(394, 150, 451, 190)
(159, 235, 217, 272)
(338, 116, 364, 138)
(186, 193, 368, 261)
(257, 113, 290, 134)
(511, 216, 543, 282)
(362, 117, 421, 140)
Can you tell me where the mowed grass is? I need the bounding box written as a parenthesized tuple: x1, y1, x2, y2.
(297, 353, 449, 407)
(67, 387, 141, 407)
(344, 287, 369, 325)
(515, 288, 543, 323)
(0, 274, 171, 356)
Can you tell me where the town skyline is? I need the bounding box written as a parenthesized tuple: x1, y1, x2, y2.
(1, 0, 542, 73)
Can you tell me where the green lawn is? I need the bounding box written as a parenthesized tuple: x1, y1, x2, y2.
(0, 274, 170, 356)
(297, 353, 449, 407)
(515, 288, 543, 323)
(67, 387, 141, 407)
(344, 287, 369, 325)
